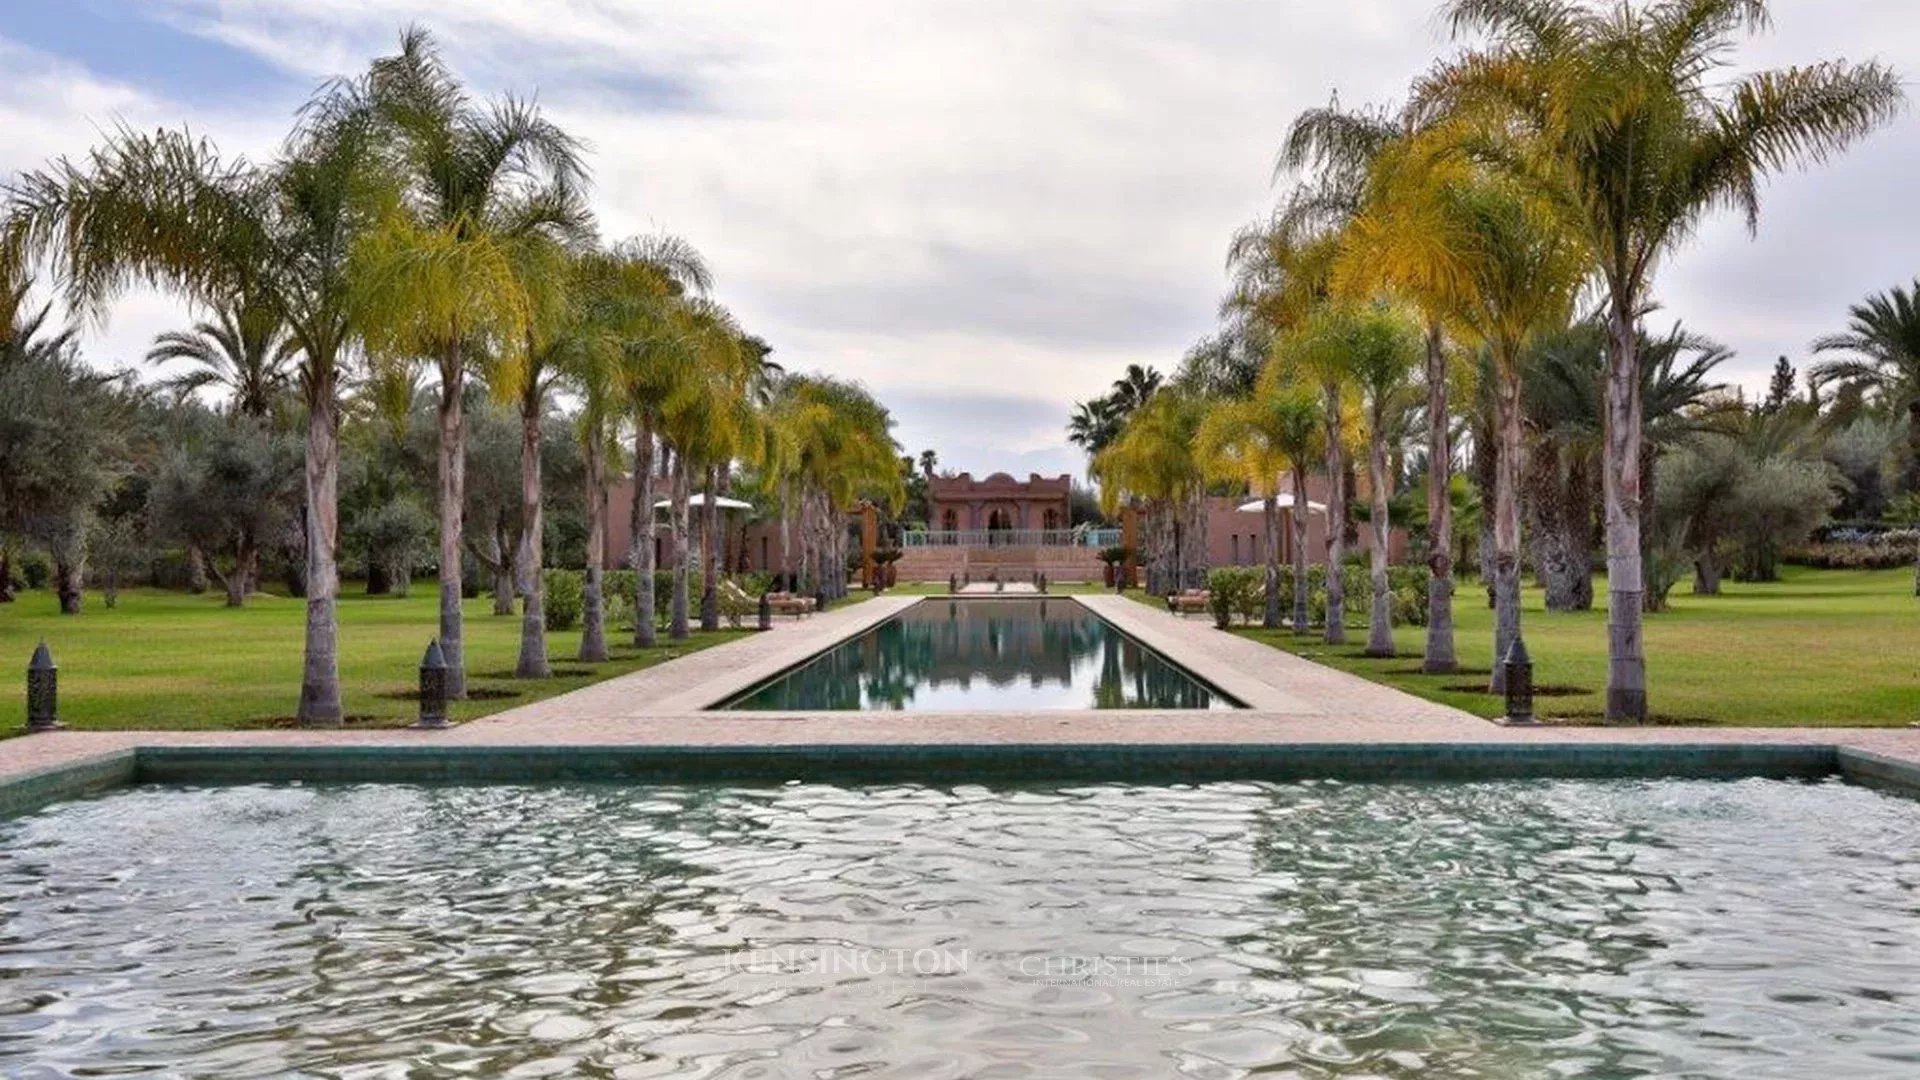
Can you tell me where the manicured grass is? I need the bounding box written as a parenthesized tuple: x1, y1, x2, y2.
(0, 583, 758, 733)
(1209, 566, 1920, 727)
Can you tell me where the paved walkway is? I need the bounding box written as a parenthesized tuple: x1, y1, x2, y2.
(5, 593, 1919, 782)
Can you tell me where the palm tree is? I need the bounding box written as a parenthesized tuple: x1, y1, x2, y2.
(1094, 390, 1209, 594)
(357, 26, 591, 699)
(1066, 397, 1120, 458)
(492, 235, 577, 678)
(1425, 0, 1903, 720)
(9, 84, 399, 723)
(1813, 281, 1920, 493)
(1108, 364, 1162, 415)
(609, 234, 713, 647)
(1339, 136, 1587, 687)
(1336, 307, 1423, 656)
(1196, 374, 1324, 629)
(146, 298, 297, 422)
(1525, 319, 1731, 610)
(768, 374, 904, 601)
(655, 299, 753, 637)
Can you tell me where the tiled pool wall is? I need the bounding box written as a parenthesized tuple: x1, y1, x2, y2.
(5, 742, 1918, 820)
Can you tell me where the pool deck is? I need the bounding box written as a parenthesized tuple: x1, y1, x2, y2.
(5, 592, 1920, 785)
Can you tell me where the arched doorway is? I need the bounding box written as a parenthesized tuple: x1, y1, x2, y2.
(986, 507, 1014, 545)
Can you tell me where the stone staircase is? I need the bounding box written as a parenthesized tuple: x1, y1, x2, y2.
(895, 545, 1105, 583)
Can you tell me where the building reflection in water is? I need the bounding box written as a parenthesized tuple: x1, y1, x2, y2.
(725, 599, 1236, 711)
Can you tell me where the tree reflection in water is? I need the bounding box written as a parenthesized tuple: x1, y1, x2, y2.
(726, 599, 1234, 711)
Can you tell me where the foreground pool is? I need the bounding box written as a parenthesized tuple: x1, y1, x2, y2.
(723, 597, 1238, 710)
(3, 778, 1918, 1077)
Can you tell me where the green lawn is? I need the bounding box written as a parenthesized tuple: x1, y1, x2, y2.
(0, 583, 758, 733)
(1213, 566, 1920, 727)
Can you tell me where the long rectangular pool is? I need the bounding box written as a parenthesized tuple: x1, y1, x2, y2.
(721, 597, 1239, 710)
(3, 777, 1917, 1076)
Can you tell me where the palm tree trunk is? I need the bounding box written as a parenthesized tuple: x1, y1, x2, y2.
(491, 522, 516, 616)
(437, 341, 468, 699)
(579, 423, 608, 662)
(1366, 426, 1395, 658)
(700, 462, 720, 631)
(669, 447, 691, 639)
(1322, 382, 1347, 645)
(1604, 302, 1648, 722)
(779, 480, 794, 590)
(1261, 493, 1280, 629)
(632, 412, 657, 648)
(1422, 323, 1457, 673)
(515, 402, 550, 678)
(1291, 465, 1311, 633)
(1490, 357, 1524, 694)
(297, 384, 343, 725)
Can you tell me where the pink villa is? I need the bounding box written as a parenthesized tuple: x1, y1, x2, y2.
(600, 468, 1407, 584)
(928, 472, 1072, 535)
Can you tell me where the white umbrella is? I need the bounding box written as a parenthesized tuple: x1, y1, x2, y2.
(1236, 497, 1326, 514)
(654, 493, 753, 510)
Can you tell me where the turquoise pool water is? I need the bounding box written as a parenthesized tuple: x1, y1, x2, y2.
(722, 598, 1236, 710)
(2, 778, 1918, 1076)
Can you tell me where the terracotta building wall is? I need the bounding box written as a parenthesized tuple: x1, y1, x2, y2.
(603, 477, 792, 573)
(1201, 475, 1411, 569)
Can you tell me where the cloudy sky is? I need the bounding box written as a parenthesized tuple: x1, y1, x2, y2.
(3, 1, 1916, 479)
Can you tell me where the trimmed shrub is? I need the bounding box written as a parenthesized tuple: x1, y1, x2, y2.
(543, 569, 585, 631)
(1206, 566, 1262, 627)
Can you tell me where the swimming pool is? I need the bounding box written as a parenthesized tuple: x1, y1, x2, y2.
(721, 598, 1239, 711)
(2, 777, 1916, 1076)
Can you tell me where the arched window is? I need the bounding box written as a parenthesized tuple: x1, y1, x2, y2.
(1042, 508, 1059, 531)
(942, 508, 958, 532)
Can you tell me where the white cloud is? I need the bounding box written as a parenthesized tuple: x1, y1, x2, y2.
(10, 1, 1920, 471)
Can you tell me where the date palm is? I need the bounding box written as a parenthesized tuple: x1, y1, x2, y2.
(1812, 281, 1920, 493)
(1424, 0, 1903, 720)
(357, 26, 590, 698)
(146, 298, 297, 422)
(8, 86, 399, 723)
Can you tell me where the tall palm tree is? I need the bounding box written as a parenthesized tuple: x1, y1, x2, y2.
(1196, 374, 1324, 630)
(610, 234, 713, 648)
(1336, 307, 1423, 657)
(1338, 137, 1587, 688)
(1094, 390, 1209, 594)
(146, 298, 297, 422)
(358, 26, 591, 699)
(655, 299, 753, 637)
(9, 83, 399, 723)
(1813, 281, 1920, 493)
(492, 235, 576, 678)
(1425, 0, 1903, 720)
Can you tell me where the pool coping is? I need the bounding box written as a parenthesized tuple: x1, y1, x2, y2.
(709, 594, 1255, 713)
(3, 741, 1916, 821)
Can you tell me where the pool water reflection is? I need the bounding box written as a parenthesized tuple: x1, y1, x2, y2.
(722, 598, 1237, 711)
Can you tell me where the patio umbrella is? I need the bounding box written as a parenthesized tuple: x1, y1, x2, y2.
(654, 493, 753, 510)
(1235, 497, 1326, 514)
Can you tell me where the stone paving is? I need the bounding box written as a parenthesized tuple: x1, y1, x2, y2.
(5, 592, 1919, 783)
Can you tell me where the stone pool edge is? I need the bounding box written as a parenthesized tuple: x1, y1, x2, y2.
(7, 741, 1919, 820)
